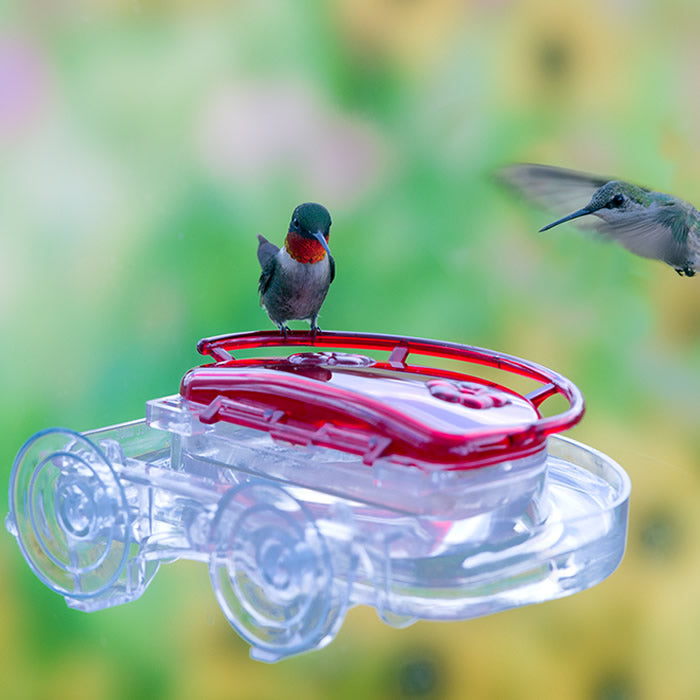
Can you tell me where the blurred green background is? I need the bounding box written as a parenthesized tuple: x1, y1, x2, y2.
(2, 0, 700, 698)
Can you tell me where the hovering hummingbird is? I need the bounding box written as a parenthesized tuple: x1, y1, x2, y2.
(257, 202, 335, 335)
(499, 163, 700, 277)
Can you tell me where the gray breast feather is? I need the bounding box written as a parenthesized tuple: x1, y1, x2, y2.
(260, 249, 332, 323)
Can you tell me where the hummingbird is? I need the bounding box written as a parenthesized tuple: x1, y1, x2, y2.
(256, 202, 335, 335)
(499, 163, 700, 277)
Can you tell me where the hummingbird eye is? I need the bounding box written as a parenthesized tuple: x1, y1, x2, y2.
(607, 194, 625, 208)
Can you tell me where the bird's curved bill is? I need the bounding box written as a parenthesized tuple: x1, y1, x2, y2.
(539, 207, 593, 232)
(313, 231, 332, 255)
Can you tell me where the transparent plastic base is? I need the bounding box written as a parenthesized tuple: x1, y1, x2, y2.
(7, 401, 630, 662)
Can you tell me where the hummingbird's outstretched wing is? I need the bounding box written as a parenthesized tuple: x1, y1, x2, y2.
(497, 163, 612, 223)
(257, 234, 279, 269)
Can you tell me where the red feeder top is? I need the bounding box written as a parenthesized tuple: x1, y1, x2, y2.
(180, 330, 585, 471)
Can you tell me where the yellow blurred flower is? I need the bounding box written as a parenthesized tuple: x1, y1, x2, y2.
(332, 0, 467, 73)
(493, 0, 635, 114)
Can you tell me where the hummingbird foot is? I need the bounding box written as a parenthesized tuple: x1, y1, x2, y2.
(276, 323, 290, 340)
(309, 314, 321, 336)
(675, 266, 696, 277)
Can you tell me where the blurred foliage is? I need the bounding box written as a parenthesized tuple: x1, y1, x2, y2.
(1, 0, 700, 698)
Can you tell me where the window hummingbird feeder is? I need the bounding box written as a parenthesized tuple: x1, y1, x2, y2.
(6, 330, 630, 662)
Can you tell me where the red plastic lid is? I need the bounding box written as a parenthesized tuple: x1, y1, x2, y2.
(181, 330, 585, 470)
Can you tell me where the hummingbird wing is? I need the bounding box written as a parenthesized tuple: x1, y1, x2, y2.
(257, 234, 279, 269)
(258, 255, 277, 298)
(497, 163, 612, 224)
(329, 254, 335, 284)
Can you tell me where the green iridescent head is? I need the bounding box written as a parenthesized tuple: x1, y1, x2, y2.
(289, 202, 332, 239)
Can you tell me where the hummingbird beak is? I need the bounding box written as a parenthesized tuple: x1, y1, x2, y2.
(539, 206, 595, 232)
(313, 231, 332, 256)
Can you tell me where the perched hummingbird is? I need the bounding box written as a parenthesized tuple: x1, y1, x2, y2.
(257, 202, 335, 335)
(499, 163, 700, 277)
